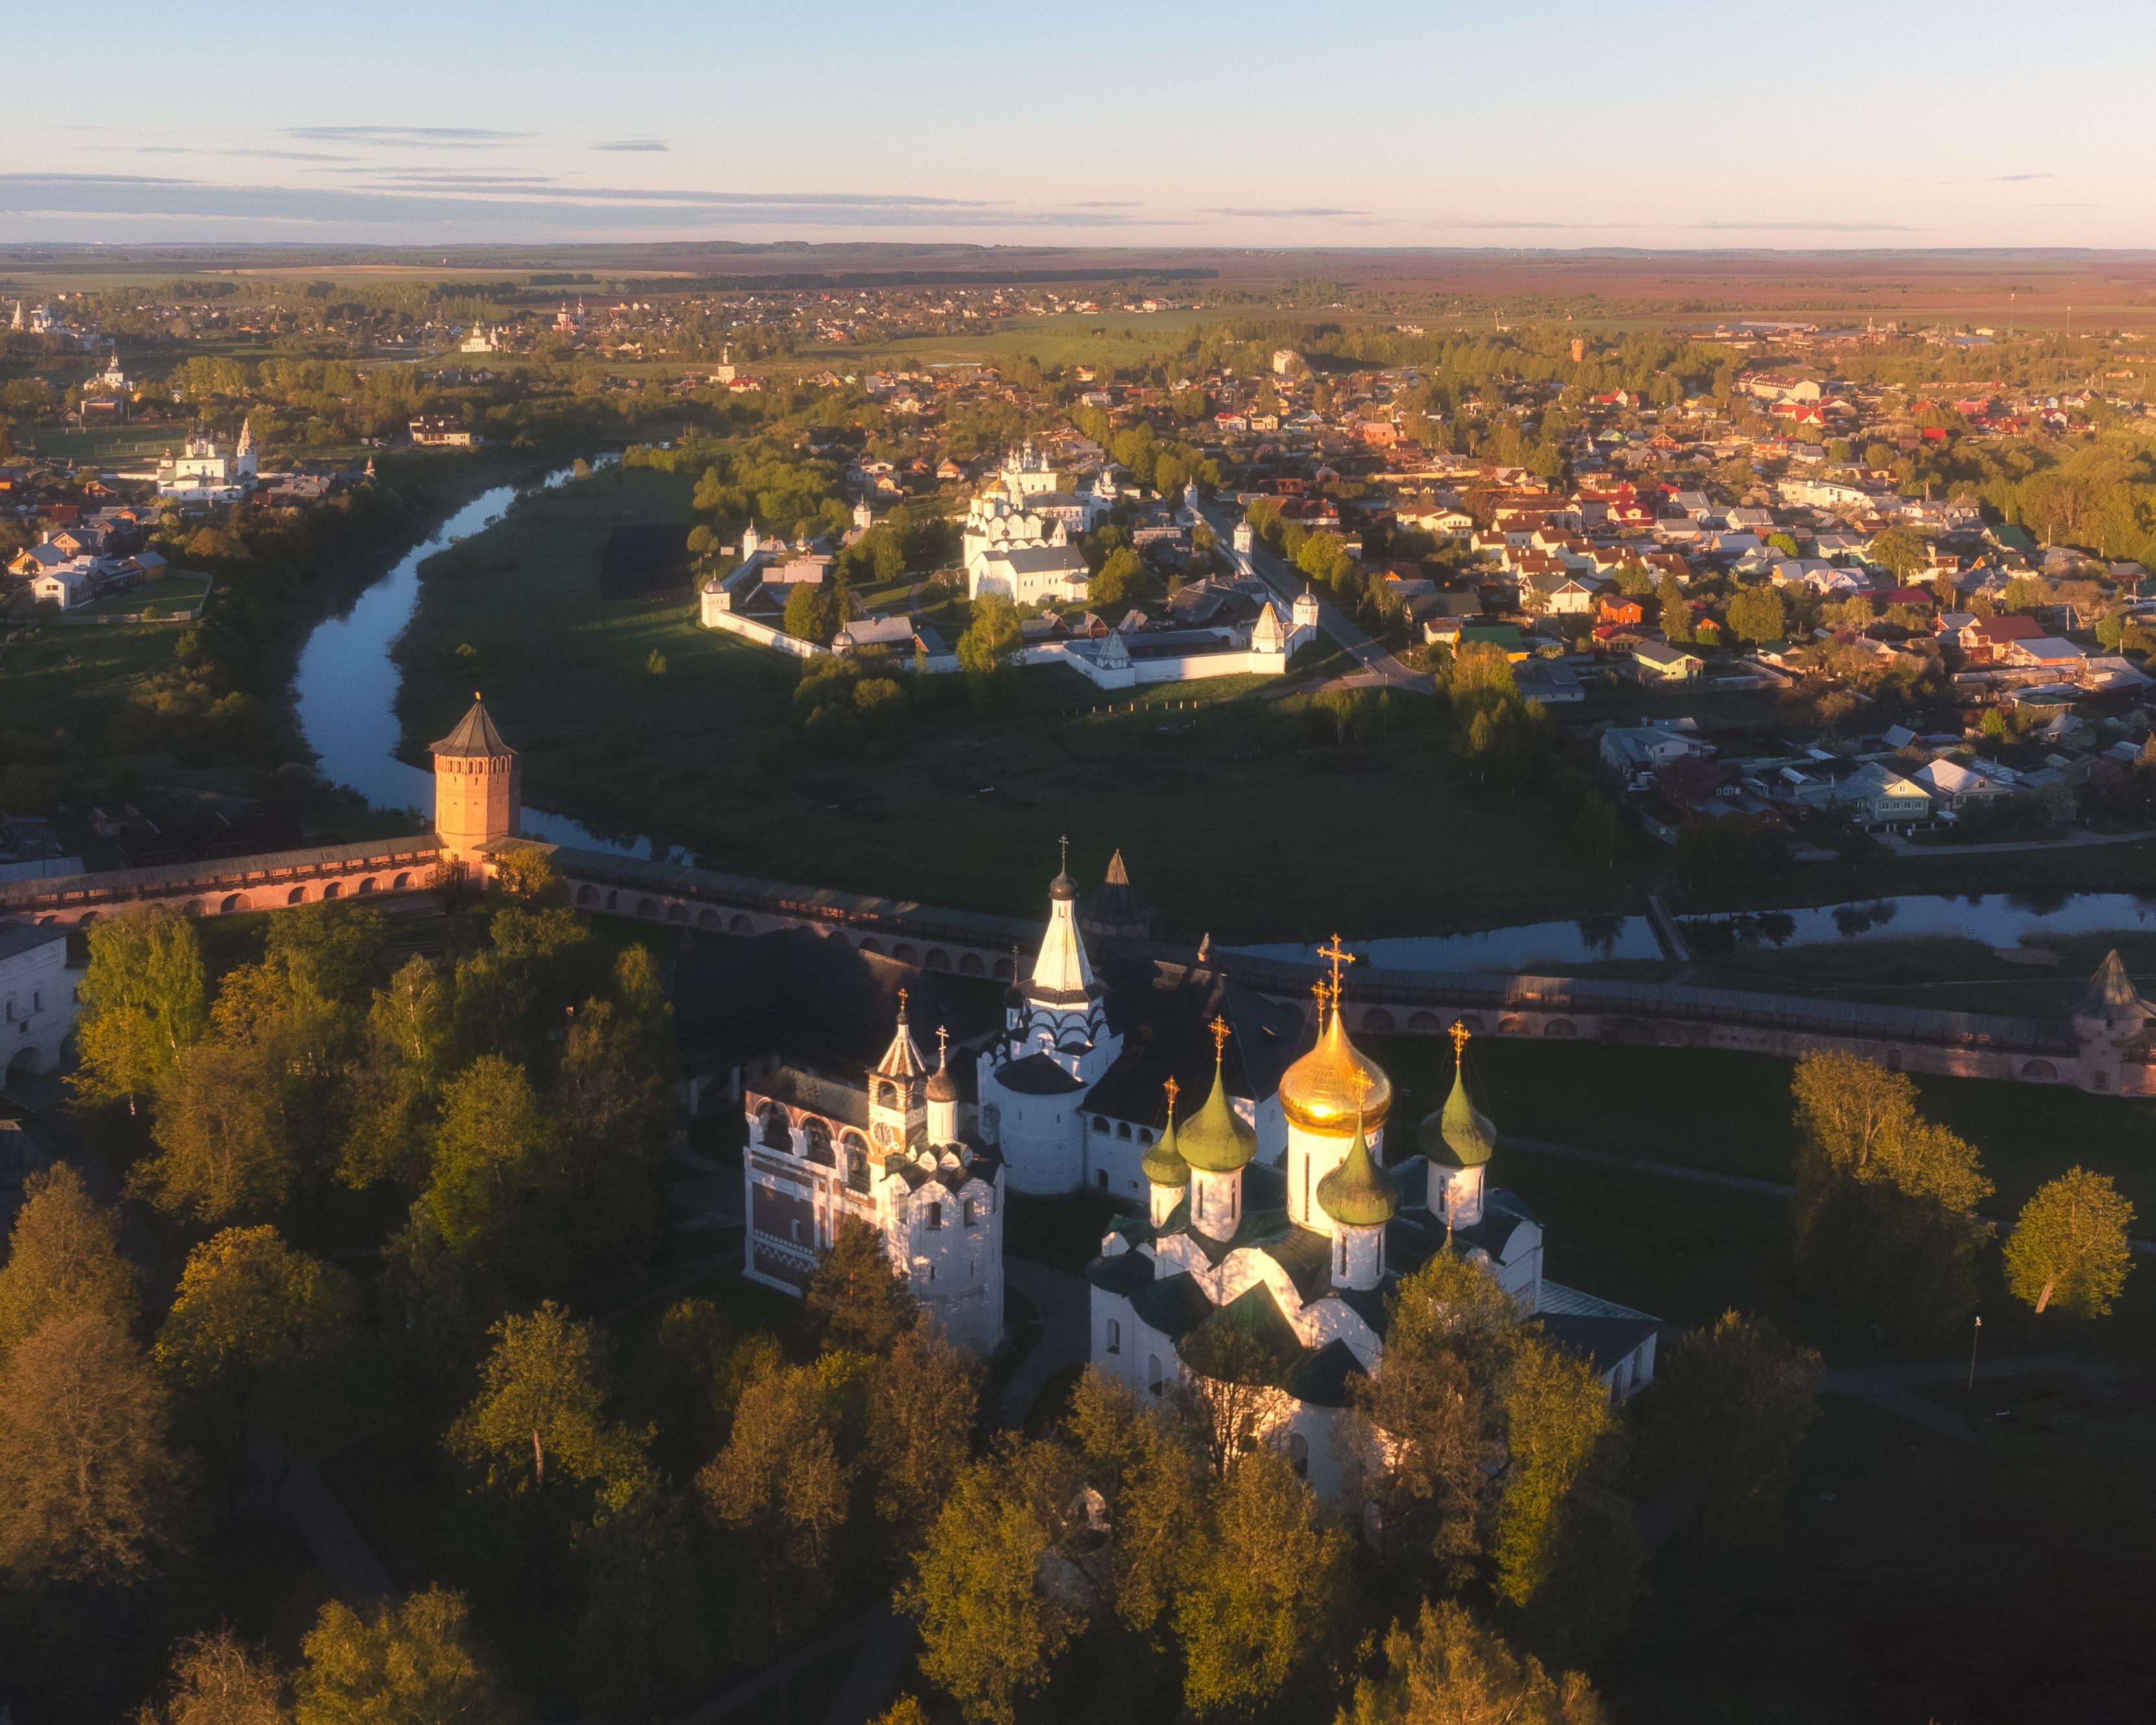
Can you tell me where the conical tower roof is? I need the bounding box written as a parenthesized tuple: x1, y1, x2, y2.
(1141, 1083, 1189, 1188)
(875, 995, 928, 1081)
(1317, 1110, 1401, 1228)
(1179, 1053, 1255, 1174)
(431, 695, 515, 759)
(2076, 950, 2150, 1025)
(1029, 852, 1098, 1003)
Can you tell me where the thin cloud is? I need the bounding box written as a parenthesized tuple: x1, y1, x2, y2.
(594, 138, 668, 153)
(139, 146, 357, 162)
(283, 125, 535, 149)
(1684, 219, 1919, 232)
(1074, 200, 1141, 208)
(0, 171, 1157, 233)
(1994, 172, 2054, 182)
(1204, 205, 1367, 218)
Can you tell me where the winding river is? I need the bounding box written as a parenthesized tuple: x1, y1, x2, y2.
(293, 458, 651, 858)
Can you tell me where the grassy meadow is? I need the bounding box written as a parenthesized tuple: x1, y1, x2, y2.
(392, 462, 1666, 941)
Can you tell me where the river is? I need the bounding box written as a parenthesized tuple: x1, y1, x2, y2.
(293, 458, 653, 858)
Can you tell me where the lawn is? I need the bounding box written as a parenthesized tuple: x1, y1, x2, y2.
(394, 464, 1665, 940)
(70, 571, 211, 618)
(1373, 1033, 2156, 1238)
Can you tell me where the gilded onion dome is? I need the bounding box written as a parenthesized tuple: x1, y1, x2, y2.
(1178, 1057, 1256, 1173)
(1316, 1110, 1401, 1228)
(1140, 1097, 1189, 1188)
(1278, 998, 1392, 1136)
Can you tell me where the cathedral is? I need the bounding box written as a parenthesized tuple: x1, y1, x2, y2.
(1084, 986, 1661, 1496)
(960, 441, 1111, 603)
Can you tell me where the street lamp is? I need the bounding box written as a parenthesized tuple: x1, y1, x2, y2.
(1963, 1313, 1983, 1424)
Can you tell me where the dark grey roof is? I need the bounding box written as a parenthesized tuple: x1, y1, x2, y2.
(430, 698, 515, 758)
(997, 1051, 1086, 1095)
(1086, 1249, 1156, 1297)
(0, 924, 67, 964)
(1284, 1338, 1366, 1409)
(1130, 1272, 1215, 1340)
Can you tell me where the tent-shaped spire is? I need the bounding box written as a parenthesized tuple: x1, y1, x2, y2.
(875, 990, 929, 1081)
(1029, 850, 1098, 1001)
(431, 695, 515, 759)
(2076, 950, 2151, 1027)
(1418, 1022, 1496, 1168)
(1180, 1027, 1256, 1174)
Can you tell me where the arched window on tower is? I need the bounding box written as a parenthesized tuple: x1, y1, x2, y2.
(1106, 1319, 1121, 1355)
(1288, 1432, 1309, 1478)
(1146, 1354, 1163, 1395)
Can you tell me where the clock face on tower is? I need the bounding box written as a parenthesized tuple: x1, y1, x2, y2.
(873, 1121, 897, 1147)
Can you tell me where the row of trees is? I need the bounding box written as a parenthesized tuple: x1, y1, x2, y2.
(1789, 1052, 2134, 1340)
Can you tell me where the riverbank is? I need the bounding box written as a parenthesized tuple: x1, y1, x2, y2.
(0, 445, 563, 863)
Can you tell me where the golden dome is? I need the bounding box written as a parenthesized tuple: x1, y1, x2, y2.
(1278, 1002, 1392, 1136)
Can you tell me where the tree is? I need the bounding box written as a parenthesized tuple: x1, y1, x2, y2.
(783, 578, 836, 644)
(866, 1318, 981, 1549)
(1175, 1446, 1353, 1720)
(1492, 1336, 1624, 1615)
(1658, 586, 1693, 643)
(956, 589, 1021, 674)
(157, 1227, 365, 1501)
(0, 1311, 182, 1585)
(1725, 584, 1786, 645)
(423, 1055, 568, 1291)
(339, 955, 452, 1190)
(906, 1441, 1082, 1725)
(1870, 524, 1928, 579)
(139, 1628, 291, 1725)
(0, 1162, 139, 1361)
(2005, 1168, 2134, 1319)
(449, 1301, 643, 1500)
(1790, 1053, 1991, 1341)
(1065, 1369, 1205, 1635)
(574, 1477, 713, 1723)
(1637, 1312, 1820, 1544)
(1344, 1307, 1492, 1579)
(638, 1295, 781, 1478)
(295, 1587, 513, 1725)
(699, 1352, 867, 1666)
(805, 1217, 916, 1355)
(1340, 1599, 1607, 1725)
(73, 905, 210, 1112)
(1091, 544, 1143, 609)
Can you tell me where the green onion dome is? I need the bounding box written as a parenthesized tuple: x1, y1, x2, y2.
(1178, 1058, 1257, 1173)
(1316, 1112, 1402, 1227)
(1140, 1108, 1189, 1188)
(1419, 1057, 1496, 1168)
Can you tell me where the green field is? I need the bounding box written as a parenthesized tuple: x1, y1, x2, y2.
(67, 571, 210, 619)
(393, 463, 1666, 940)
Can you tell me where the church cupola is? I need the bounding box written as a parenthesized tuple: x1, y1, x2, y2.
(1140, 1077, 1190, 1228)
(1278, 940, 1393, 1232)
(1417, 1022, 1496, 1229)
(1178, 1018, 1255, 1243)
(1317, 1107, 1399, 1291)
(925, 1025, 960, 1145)
(871, 990, 930, 1153)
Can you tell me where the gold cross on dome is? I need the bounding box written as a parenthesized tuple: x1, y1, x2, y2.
(1163, 1074, 1180, 1114)
(1209, 1014, 1231, 1058)
(1450, 1018, 1472, 1059)
(897, 987, 909, 1016)
(1058, 833, 1069, 874)
(1317, 933, 1355, 994)
(936, 1024, 949, 1059)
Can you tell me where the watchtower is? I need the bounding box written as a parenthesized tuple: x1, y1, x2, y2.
(431, 694, 521, 862)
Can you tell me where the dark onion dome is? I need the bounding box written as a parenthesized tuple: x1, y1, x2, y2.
(1178, 1057, 1256, 1173)
(1140, 1107, 1189, 1188)
(926, 1045, 959, 1104)
(1316, 1111, 1401, 1227)
(1049, 871, 1079, 902)
(1419, 1057, 1496, 1168)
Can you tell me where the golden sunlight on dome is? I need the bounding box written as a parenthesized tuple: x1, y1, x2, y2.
(1278, 992, 1392, 1135)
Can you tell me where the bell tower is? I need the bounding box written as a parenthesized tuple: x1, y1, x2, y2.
(431, 694, 522, 862)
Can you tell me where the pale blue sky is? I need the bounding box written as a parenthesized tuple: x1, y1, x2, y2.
(7, 0, 2151, 248)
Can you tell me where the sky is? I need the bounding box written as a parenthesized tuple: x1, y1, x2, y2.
(6, 0, 2153, 251)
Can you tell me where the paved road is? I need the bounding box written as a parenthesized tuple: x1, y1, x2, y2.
(1875, 826, 2156, 857)
(1195, 500, 1433, 694)
(997, 1256, 1093, 1429)
(1819, 1352, 2105, 1443)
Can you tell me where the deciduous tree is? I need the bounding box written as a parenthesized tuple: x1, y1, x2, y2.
(450, 1301, 644, 1500)
(1638, 1311, 1819, 1544)
(866, 1317, 980, 1549)
(1340, 1598, 1606, 1725)
(138, 1628, 291, 1725)
(0, 1162, 139, 1361)
(72, 905, 208, 1112)
(0, 1310, 182, 1585)
(2004, 1167, 2134, 1319)
(295, 1587, 511, 1725)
